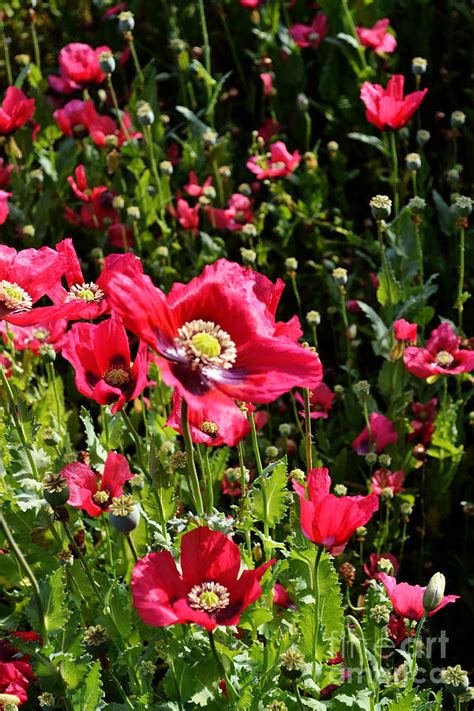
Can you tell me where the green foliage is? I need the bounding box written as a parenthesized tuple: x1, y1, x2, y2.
(252, 458, 289, 527)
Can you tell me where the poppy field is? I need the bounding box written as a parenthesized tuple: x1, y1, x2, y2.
(0, 0, 473, 709)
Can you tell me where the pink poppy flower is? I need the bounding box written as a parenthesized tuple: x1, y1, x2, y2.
(0, 158, 13, 189)
(356, 18, 397, 55)
(174, 198, 200, 235)
(273, 582, 296, 610)
(360, 75, 427, 131)
(379, 573, 459, 621)
(247, 141, 300, 180)
(260, 72, 273, 95)
(404, 322, 474, 378)
(394, 318, 417, 343)
(352, 413, 398, 455)
(295, 382, 334, 420)
(408, 398, 437, 445)
(371, 469, 405, 496)
(364, 552, 399, 580)
(184, 172, 213, 198)
(208, 193, 254, 232)
(63, 451, 133, 516)
(292, 468, 379, 553)
(48, 43, 110, 94)
(0, 87, 35, 136)
(0, 190, 11, 225)
(61, 315, 149, 413)
(290, 13, 328, 48)
(53, 99, 99, 137)
(0, 319, 68, 355)
(131, 526, 274, 631)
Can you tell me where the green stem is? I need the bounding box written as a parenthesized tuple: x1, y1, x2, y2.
(107, 75, 131, 141)
(457, 226, 465, 334)
(198, 0, 211, 75)
(248, 410, 263, 476)
(128, 37, 144, 85)
(341, 0, 368, 72)
(346, 615, 375, 697)
(390, 131, 399, 215)
(203, 446, 214, 513)
(377, 220, 393, 317)
(181, 399, 204, 514)
(237, 440, 248, 500)
(0, 366, 40, 480)
(120, 409, 148, 478)
(290, 273, 303, 322)
(0, 511, 45, 638)
(144, 124, 166, 221)
(30, 15, 41, 72)
(311, 546, 323, 678)
(208, 630, 237, 704)
(0, 19, 13, 85)
(61, 520, 103, 603)
(126, 533, 138, 563)
(303, 388, 313, 471)
(406, 612, 427, 692)
(415, 220, 424, 285)
(48, 363, 62, 435)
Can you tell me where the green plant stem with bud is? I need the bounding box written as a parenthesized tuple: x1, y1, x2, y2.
(0, 18, 13, 84)
(126, 533, 138, 563)
(128, 37, 144, 86)
(106, 75, 131, 142)
(346, 614, 375, 710)
(303, 387, 313, 471)
(248, 410, 263, 476)
(208, 630, 237, 705)
(390, 131, 400, 215)
(181, 399, 205, 514)
(143, 124, 167, 225)
(406, 612, 427, 692)
(457, 226, 466, 334)
(311, 546, 323, 679)
(30, 14, 41, 73)
(377, 220, 393, 318)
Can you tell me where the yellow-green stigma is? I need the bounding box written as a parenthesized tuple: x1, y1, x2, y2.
(435, 350, 454, 368)
(177, 319, 237, 370)
(188, 581, 230, 612)
(66, 282, 105, 303)
(0, 280, 33, 313)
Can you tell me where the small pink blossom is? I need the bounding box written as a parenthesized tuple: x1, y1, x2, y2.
(356, 18, 397, 55)
(247, 141, 300, 180)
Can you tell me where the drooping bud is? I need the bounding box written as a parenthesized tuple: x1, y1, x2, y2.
(423, 572, 446, 613)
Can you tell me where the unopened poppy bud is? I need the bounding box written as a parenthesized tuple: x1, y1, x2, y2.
(280, 647, 305, 679)
(327, 140, 339, 154)
(240, 247, 257, 265)
(160, 160, 173, 175)
(378, 454, 391, 469)
(416, 129, 431, 147)
(297, 93, 309, 112)
(353, 380, 370, 400)
(118, 11, 135, 33)
(450, 111, 466, 130)
(127, 205, 141, 221)
(99, 50, 116, 74)
(452, 195, 472, 219)
(39, 343, 56, 363)
(405, 153, 421, 171)
(279, 423, 292, 438)
(423, 572, 446, 612)
(370, 194, 392, 221)
(253, 542, 263, 562)
(306, 310, 320, 326)
(370, 604, 391, 626)
(411, 57, 428, 76)
(355, 526, 367, 540)
(441, 665, 470, 696)
(408, 196, 426, 215)
(332, 267, 348, 286)
(265, 445, 279, 460)
(290, 468, 305, 483)
(365, 452, 377, 466)
(136, 100, 155, 126)
(285, 257, 298, 272)
(334, 484, 348, 496)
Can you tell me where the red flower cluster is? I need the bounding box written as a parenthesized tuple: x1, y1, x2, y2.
(54, 100, 141, 147)
(0, 632, 40, 705)
(408, 398, 438, 445)
(131, 527, 274, 631)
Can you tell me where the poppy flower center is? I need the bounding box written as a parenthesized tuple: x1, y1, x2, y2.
(66, 282, 105, 303)
(0, 280, 33, 313)
(103, 365, 130, 387)
(435, 350, 454, 367)
(188, 581, 230, 612)
(93, 489, 110, 506)
(32, 328, 50, 341)
(177, 320, 237, 370)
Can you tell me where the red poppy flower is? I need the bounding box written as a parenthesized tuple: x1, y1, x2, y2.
(352, 413, 398, 455)
(208, 194, 254, 232)
(0, 245, 65, 326)
(356, 18, 397, 54)
(62, 315, 149, 413)
(388, 613, 412, 646)
(0, 318, 68, 355)
(292, 468, 379, 554)
(166, 392, 267, 447)
(404, 323, 474, 378)
(393, 318, 417, 343)
(103, 259, 322, 422)
(53, 99, 99, 137)
(184, 172, 213, 198)
(240, 0, 264, 7)
(295, 382, 334, 420)
(371, 469, 405, 496)
(247, 141, 300, 180)
(63, 451, 133, 516)
(0, 633, 38, 705)
(260, 72, 273, 96)
(257, 118, 281, 144)
(48, 43, 110, 94)
(0, 189, 11, 225)
(360, 75, 427, 131)
(364, 552, 399, 580)
(131, 526, 274, 631)
(0, 87, 35, 136)
(173, 198, 200, 235)
(273, 582, 296, 610)
(289, 13, 328, 48)
(87, 111, 141, 148)
(0, 158, 13, 189)
(408, 398, 437, 445)
(379, 573, 459, 621)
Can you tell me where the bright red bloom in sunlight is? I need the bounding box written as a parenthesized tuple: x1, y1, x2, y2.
(408, 398, 437, 445)
(394, 318, 417, 343)
(62, 315, 149, 413)
(356, 18, 397, 54)
(290, 13, 328, 48)
(184, 171, 213, 198)
(247, 141, 300, 180)
(371, 469, 405, 496)
(63, 451, 133, 516)
(404, 322, 474, 378)
(53, 99, 98, 137)
(0, 319, 68, 355)
(292, 468, 379, 553)
(388, 613, 412, 646)
(87, 111, 141, 148)
(104, 259, 323, 422)
(379, 573, 459, 621)
(0, 245, 65, 326)
(48, 43, 110, 94)
(0, 87, 35, 136)
(352, 413, 398, 455)
(295, 382, 334, 420)
(360, 75, 427, 130)
(364, 552, 399, 580)
(166, 392, 267, 447)
(131, 526, 274, 631)
(0, 189, 11, 224)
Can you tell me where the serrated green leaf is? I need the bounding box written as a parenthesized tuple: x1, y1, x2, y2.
(71, 660, 104, 709)
(356, 301, 391, 358)
(377, 265, 402, 306)
(80, 407, 107, 467)
(253, 458, 288, 527)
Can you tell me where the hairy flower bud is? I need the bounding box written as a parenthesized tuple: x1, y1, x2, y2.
(423, 572, 446, 613)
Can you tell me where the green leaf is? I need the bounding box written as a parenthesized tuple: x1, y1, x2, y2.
(253, 458, 288, 527)
(28, 568, 70, 633)
(80, 407, 107, 468)
(71, 661, 104, 710)
(377, 265, 402, 306)
(348, 132, 388, 155)
(356, 301, 390, 358)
